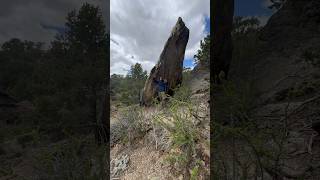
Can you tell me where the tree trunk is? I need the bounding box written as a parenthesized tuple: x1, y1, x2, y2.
(91, 90, 99, 143)
(94, 88, 108, 145)
(212, 0, 234, 84)
(99, 88, 108, 145)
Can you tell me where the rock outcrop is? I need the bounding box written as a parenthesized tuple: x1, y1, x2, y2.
(142, 17, 189, 105)
(223, 0, 320, 178)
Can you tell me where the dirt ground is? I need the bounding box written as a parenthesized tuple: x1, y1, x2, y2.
(111, 141, 177, 180)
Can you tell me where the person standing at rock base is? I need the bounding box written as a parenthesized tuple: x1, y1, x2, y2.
(153, 77, 168, 102)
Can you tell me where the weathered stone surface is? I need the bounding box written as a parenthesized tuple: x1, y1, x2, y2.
(225, 0, 320, 178)
(111, 154, 130, 177)
(142, 17, 189, 105)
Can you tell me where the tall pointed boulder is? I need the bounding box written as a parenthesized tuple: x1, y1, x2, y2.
(142, 17, 189, 105)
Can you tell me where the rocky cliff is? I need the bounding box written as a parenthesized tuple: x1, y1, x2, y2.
(227, 0, 320, 178)
(142, 17, 189, 105)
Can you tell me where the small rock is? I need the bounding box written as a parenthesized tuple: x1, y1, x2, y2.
(111, 154, 130, 177)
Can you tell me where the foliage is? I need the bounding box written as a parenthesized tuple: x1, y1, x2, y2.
(268, 0, 286, 10)
(190, 165, 200, 180)
(231, 16, 261, 80)
(115, 105, 149, 145)
(127, 63, 147, 80)
(110, 63, 147, 105)
(194, 34, 210, 67)
(0, 3, 107, 144)
(232, 17, 260, 36)
(170, 85, 192, 104)
(0, 3, 110, 179)
(152, 86, 207, 179)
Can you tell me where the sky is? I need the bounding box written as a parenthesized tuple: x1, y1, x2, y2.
(110, 0, 274, 75)
(235, 0, 273, 25)
(0, 0, 107, 45)
(0, 0, 274, 75)
(110, 0, 210, 75)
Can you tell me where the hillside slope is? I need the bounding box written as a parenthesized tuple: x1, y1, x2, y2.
(215, 0, 320, 179)
(110, 67, 210, 180)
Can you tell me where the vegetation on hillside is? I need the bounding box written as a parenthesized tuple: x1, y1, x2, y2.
(0, 3, 107, 141)
(212, 16, 265, 179)
(194, 34, 210, 67)
(0, 3, 109, 179)
(110, 63, 147, 105)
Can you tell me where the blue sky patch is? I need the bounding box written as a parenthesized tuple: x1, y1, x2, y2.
(204, 15, 210, 34)
(235, 0, 272, 17)
(183, 58, 195, 69)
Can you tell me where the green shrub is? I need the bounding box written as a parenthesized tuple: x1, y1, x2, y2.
(190, 165, 199, 180)
(117, 106, 149, 145)
(153, 95, 202, 178)
(169, 85, 192, 105)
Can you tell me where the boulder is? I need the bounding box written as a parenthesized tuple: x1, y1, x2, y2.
(142, 17, 189, 105)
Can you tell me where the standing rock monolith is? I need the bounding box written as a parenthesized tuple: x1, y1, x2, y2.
(142, 17, 189, 106)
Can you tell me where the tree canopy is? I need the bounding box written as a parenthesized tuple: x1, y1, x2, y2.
(194, 34, 210, 67)
(110, 63, 148, 105)
(0, 3, 108, 142)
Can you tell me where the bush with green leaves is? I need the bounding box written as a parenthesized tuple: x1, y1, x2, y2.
(114, 105, 149, 145)
(152, 89, 207, 179)
(110, 63, 147, 105)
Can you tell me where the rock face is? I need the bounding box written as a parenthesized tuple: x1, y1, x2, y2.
(251, 1, 320, 177)
(251, 0, 320, 104)
(223, 0, 320, 178)
(142, 17, 189, 105)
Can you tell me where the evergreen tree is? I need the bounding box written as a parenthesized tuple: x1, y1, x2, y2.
(268, 0, 286, 10)
(62, 3, 108, 144)
(110, 63, 148, 105)
(194, 34, 210, 67)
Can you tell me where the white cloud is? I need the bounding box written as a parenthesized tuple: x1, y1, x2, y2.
(0, 0, 107, 44)
(110, 0, 210, 75)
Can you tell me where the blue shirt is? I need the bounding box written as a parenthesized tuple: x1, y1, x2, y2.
(154, 79, 168, 92)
